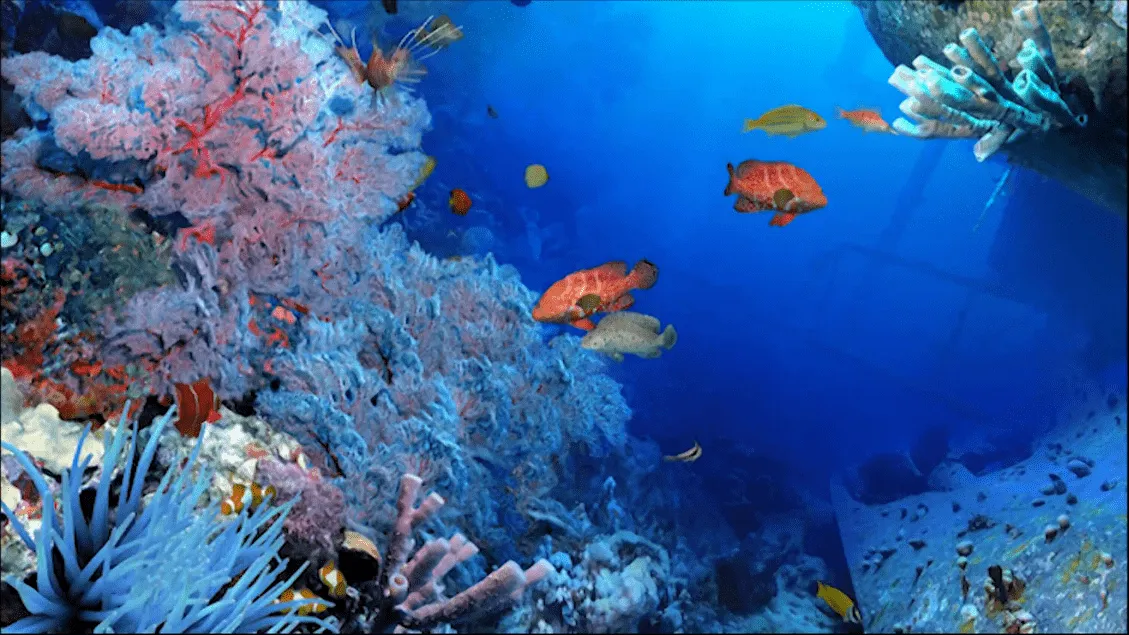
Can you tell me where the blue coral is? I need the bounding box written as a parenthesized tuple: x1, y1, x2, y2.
(0, 407, 331, 633)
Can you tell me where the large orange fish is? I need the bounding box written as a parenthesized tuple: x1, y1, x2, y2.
(172, 378, 222, 437)
(724, 160, 827, 227)
(532, 260, 658, 330)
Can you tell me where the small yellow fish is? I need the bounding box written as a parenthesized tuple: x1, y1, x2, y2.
(524, 163, 549, 188)
(318, 561, 348, 599)
(414, 14, 463, 48)
(221, 481, 276, 515)
(411, 156, 437, 191)
(743, 105, 826, 138)
(343, 530, 381, 563)
(816, 581, 861, 623)
(663, 440, 702, 463)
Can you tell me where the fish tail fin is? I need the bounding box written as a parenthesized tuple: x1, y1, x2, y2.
(631, 259, 659, 289)
(835, 107, 847, 118)
(742, 118, 758, 133)
(769, 212, 796, 227)
(661, 324, 677, 349)
(724, 163, 736, 196)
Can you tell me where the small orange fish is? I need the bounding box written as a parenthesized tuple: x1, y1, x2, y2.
(396, 191, 415, 213)
(271, 305, 297, 325)
(836, 107, 893, 134)
(532, 260, 658, 330)
(318, 561, 348, 598)
(277, 588, 329, 615)
(172, 378, 222, 437)
(221, 481, 277, 515)
(449, 189, 472, 215)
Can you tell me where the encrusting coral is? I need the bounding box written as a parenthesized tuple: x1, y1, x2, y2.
(887, 0, 1087, 162)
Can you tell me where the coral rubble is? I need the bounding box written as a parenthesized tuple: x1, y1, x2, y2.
(833, 381, 1128, 633)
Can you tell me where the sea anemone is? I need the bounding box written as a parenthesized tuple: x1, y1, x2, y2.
(0, 406, 330, 632)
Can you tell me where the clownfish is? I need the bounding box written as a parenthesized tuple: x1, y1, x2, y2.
(221, 481, 277, 515)
(277, 588, 329, 615)
(318, 561, 348, 598)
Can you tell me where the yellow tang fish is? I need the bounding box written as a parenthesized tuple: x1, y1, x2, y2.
(816, 581, 862, 623)
(663, 440, 702, 463)
(743, 105, 826, 138)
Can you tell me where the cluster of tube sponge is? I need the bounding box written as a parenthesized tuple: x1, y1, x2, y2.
(888, 0, 1086, 161)
(380, 473, 554, 631)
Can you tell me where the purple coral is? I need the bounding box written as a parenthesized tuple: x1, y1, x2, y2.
(256, 457, 346, 561)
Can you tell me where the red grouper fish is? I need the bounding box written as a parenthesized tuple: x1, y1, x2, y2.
(532, 259, 659, 331)
(724, 160, 828, 227)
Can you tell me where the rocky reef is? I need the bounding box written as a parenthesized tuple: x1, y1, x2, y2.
(854, 0, 1127, 215)
(833, 380, 1128, 633)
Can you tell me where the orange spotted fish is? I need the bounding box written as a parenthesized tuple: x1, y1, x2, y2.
(836, 107, 894, 134)
(532, 260, 658, 331)
(221, 481, 277, 515)
(172, 378, 222, 437)
(724, 160, 828, 227)
(449, 189, 472, 215)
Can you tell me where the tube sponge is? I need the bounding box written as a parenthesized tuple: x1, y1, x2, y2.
(887, 0, 1085, 162)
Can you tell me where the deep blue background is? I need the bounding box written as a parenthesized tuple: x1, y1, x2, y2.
(388, 0, 1128, 488)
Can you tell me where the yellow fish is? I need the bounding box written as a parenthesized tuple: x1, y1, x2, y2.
(742, 105, 826, 138)
(411, 156, 437, 191)
(414, 15, 463, 49)
(816, 581, 862, 623)
(663, 440, 702, 463)
(525, 163, 549, 188)
(318, 561, 348, 599)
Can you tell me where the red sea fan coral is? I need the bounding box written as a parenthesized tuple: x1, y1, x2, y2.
(0, 0, 429, 223)
(1, 0, 431, 399)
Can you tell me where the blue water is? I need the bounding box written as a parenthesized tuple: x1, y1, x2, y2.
(406, 0, 1125, 470)
(1, 0, 1125, 632)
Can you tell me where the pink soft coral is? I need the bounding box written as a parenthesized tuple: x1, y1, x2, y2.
(256, 457, 346, 561)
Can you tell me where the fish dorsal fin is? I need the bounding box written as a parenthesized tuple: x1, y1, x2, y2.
(595, 261, 627, 276)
